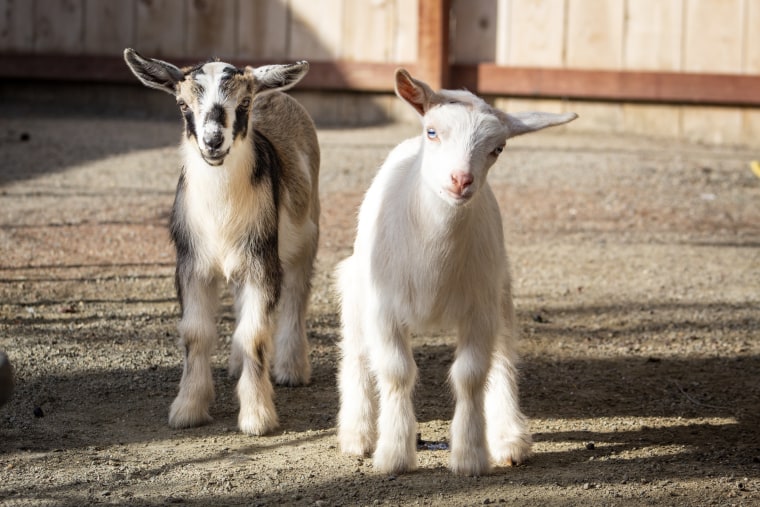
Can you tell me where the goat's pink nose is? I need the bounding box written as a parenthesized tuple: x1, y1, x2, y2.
(451, 172, 473, 193)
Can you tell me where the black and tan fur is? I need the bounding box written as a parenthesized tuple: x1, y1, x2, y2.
(124, 49, 320, 435)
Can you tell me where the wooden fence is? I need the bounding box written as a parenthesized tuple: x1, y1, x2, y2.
(1, 0, 759, 142)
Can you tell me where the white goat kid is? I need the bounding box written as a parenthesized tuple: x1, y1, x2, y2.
(124, 49, 320, 435)
(336, 69, 577, 475)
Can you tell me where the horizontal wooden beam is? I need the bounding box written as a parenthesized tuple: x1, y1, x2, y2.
(451, 63, 760, 107)
(2, 54, 760, 107)
(0, 53, 413, 93)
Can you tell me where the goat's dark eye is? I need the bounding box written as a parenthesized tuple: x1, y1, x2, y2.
(426, 128, 438, 140)
(240, 98, 251, 109)
(493, 145, 505, 156)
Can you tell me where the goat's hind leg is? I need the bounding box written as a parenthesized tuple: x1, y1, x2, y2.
(272, 234, 316, 386)
(486, 292, 532, 466)
(169, 275, 219, 428)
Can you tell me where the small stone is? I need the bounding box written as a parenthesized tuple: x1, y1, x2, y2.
(33, 406, 44, 418)
(585, 442, 595, 450)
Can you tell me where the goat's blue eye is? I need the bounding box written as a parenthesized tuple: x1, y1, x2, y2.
(493, 145, 504, 155)
(426, 128, 437, 140)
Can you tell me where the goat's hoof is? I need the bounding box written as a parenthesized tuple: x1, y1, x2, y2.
(372, 448, 416, 475)
(272, 363, 311, 387)
(338, 431, 375, 457)
(450, 447, 491, 476)
(238, 408, 279, 436)
(490, 437, 532, 467)
(168, 398, 213, 429)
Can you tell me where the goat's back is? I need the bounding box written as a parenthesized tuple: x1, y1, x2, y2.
(252, 92, 320, 224)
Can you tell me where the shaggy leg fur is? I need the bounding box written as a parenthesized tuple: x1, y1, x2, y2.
(449, 318, 495, 476)
(169, 277, 219, 428)
(486, 295, 532, 466)
(233, 282, 279, 435)
(370, 317, 417, 474)
(272, 252, 314, 386)
(336, 260, 377, 455)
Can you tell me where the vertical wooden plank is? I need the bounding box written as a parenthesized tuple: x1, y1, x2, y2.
(566, 100, 624, 132)
(683, 0, 743, 73)
(566, 0, 624, 69)
(391, 0, 418, 62)
(683, 105, 743, 144)
(451, 0, 497, 63)
(34, 0, 84, 53)
(494, 0, 510, 64)
(187, 0, 236, 58)
(289, 0, 343, 60)
(745, 0, 760, 73)
(743, 110, 760, 145)
(624, 0, 683, 71)
(237, 0, 289, 59)
(418, 0, 450, 89)
(136, 0, 185, 57)
(343, 0, 392, 62)
(84, 1, 134, 55)
(0, 0, 34, 51)
(622, 103, 681, 138)
(502, 0, 565, 67)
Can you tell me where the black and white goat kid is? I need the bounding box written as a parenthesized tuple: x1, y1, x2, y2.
(124, 49, 320, 435)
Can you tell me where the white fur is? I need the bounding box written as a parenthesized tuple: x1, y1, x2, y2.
(336, 70, 577, 475)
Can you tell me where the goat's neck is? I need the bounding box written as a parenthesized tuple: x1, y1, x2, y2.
(184, 142, 253, 193)
(183, 140, 257, 229)
(410, 166, 473, 239)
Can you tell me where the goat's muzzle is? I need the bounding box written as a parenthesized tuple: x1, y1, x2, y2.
(201, 132, 228, 166)
(446, 171, 474, 204)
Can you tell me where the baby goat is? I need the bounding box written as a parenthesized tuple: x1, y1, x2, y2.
(124, 49, 320, 435)
(336, 69, 577, 475)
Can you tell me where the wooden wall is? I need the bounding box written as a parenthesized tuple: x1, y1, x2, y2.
(0, 0, 417, 62)
(4, 0, 756, 75)
(1, 0, 758, 143)
(451, 0, 759, 75)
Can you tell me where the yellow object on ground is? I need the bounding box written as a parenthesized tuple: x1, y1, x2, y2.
(751, 160, 760, 178)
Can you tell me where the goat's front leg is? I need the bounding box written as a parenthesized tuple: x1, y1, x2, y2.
(450, 315, 495, 476)
(369, 315, 417, 474)
(485, 291, 532, 466)
(233, 280, 279, 435)
(337, 259, 377, 456)
(169, 275, 219, 428)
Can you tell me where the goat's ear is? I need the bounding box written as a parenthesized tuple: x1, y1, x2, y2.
(505, 111, 579, 138)
(395, 68, 436, 116)
(248, 61, 309, 95)
(123, 48, 184, 95)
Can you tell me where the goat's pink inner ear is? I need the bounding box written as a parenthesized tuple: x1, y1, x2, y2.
(395, 71, 427, 116)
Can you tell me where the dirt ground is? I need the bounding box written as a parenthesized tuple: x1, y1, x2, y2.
(0, 105, 758, 506)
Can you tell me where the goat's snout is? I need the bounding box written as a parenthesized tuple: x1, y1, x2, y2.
(203, 131, 224, 152)
(450, 171, 473, 196)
